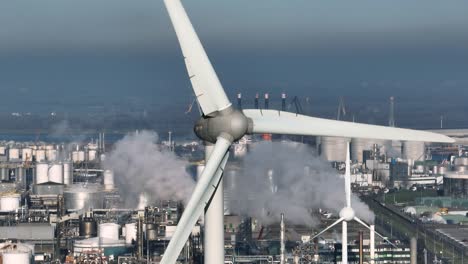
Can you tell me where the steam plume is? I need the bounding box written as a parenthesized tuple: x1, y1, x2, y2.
(104, 130, 194, 207)
(231, 141, 374, 226)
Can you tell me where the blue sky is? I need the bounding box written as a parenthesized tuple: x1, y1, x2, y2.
(0, 0, 467, 128)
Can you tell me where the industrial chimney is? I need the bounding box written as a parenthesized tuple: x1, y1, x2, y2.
(264, 93, 269, 109)
(281, 93, 287, 111)
(389, 96, 395, 127)
(237, 93, 242, 109)
(254, 93, 259, 109)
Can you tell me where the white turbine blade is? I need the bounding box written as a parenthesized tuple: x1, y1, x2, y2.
(354, 217, 397, 248)
(243, 109, 454, 143)
(160, 137, 231, 264)
(164, 0, 232, 116)
(312, 217, 345, 240)
(345, 141, 351, 208)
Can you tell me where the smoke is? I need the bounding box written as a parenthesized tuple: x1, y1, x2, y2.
(104, 130, 194, 207)
(230, 141, 374, 226)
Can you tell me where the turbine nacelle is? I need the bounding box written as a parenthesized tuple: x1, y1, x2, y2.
(339, 206, 355, 222)
(194, 107, 251, 143)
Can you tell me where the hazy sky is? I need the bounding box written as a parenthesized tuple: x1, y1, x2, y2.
(0, 0, 467, 127)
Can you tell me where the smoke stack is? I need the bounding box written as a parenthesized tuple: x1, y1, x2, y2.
(410, 237, 417, 264)
(359, 231, 363, 264)
(254, 93, 259, 109)
(168, 131, 173, 151)
(264, 93, 269, 109)
(370, 225, 375, 264)
(281, 93, 287, 111)
(389, 96, 395, 127)
(237, 93, 242, 109)
(280, 213, 285, 264)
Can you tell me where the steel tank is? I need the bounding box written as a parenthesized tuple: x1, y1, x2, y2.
(48, 162, 63, 184)
(88, 149, 97, 161)
(146, 223, 158, 241)
(35, 149, 46, 162)
(0, 167, 8, 181)
(402, 141, 426, 162)
(223, 168, 238, 215)
(21, 148, 32, 162)
(1, 251, 30, 264)
(8, 148, 20, 161)
(63, 161, 73, 185)
(79, 217, 98, 238)
(98, 223, 119, 240)
(0, 193, 21, 211)
(125, 223, 137, 244)
(46, 149, 57, 161)
(319, 136, 349, 162)
(454, 157, 468, 166)
(64, 184, 103, 211)
(35, 163, 49, 184)
(103, 170, 114, 190)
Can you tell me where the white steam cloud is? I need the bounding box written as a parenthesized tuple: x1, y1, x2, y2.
(230, 141, 374, 226)
(104, 131, 194, 207)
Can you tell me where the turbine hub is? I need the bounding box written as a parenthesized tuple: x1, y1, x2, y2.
(339, 207, 355, 222)
(194, 107, 250, 143)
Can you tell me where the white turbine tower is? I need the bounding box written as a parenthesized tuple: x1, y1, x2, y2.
(311, 142, 394, 264)
(161, 1, 454, 263)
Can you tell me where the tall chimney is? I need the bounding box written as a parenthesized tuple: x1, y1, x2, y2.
(280, 213, 285, 264)
(281, 93, 287, 111)
(237, 93, 242, 109)
(254, 93, 259, 109)
(370, 225, 375, 264)
(264, 93, 269, 109)
(410, 237, 417, 264)
(359, 231, 364, 264)
(389, 96, 395, 127)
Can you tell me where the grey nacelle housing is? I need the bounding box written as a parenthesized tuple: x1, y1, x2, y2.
(194, 107, 251, 143)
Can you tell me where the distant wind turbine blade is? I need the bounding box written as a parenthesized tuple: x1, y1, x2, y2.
(160, 137, 231, 264)
(243, 109, 454, 143)
(354, 217, 397, 248)
(164, 0, 232, 116)
(312, 217, 345, 240)
(345, 142, 351, 208)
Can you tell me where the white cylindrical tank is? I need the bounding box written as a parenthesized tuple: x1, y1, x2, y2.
(403, 141, 426, 162)
(98, 223, 119, 240)
(77, 151, 85, 162)
(63, 161, 73, 185)
(1, 251, 30, 264)
(0, 145, 5, 155)
(0, 194, 21, 211)
(351, 138, 376, 163)
(103, 170, 114, 190)
(35, 149, 46, 162)
(45, 144, 54, 150)
(71, 151, 79, 162)
(88, 149, 97, 161)
(21, 148, 33, 162)
(454, 157, 468, 166)
(8, 148, 20, 161)
(125, 223, 137, 244)
(46, 149, 57, 161)
(35, 163, 49, 184)
(48, 163, 63, 184)
(319, 136, 349, 162)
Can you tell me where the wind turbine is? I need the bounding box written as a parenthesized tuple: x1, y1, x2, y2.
(161, 0, 454, 263)
(311, 142, 394, 264)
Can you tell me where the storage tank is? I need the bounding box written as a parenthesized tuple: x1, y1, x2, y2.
(21, 148, 32, 162)
(64, 184, 103, 210)
(146, 223, 158, 241)
(79, 216, 98, 238)
(0, 193, 21, 211)
(63, 161, 73, 185)
(103, 170, 114, 190)
(98, 223, 119, 240)
(403, 141, 426, 162)
(319, 136, 349, 162)
(454, 157, 468, 166)
(71, 151, 79, 162)
(35, 149, 46, 162)
(48, 163, 63, 184)
(88, 149, 97, 161)
(8, 148, 20, 161)
(46, 149, 57, 161)
(0, 167, 8, 181)
(35, 163, 49, 184)
(78, 151, 85, 162)
(0, 243, 32, 264)
(125, 223, 137, 244)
